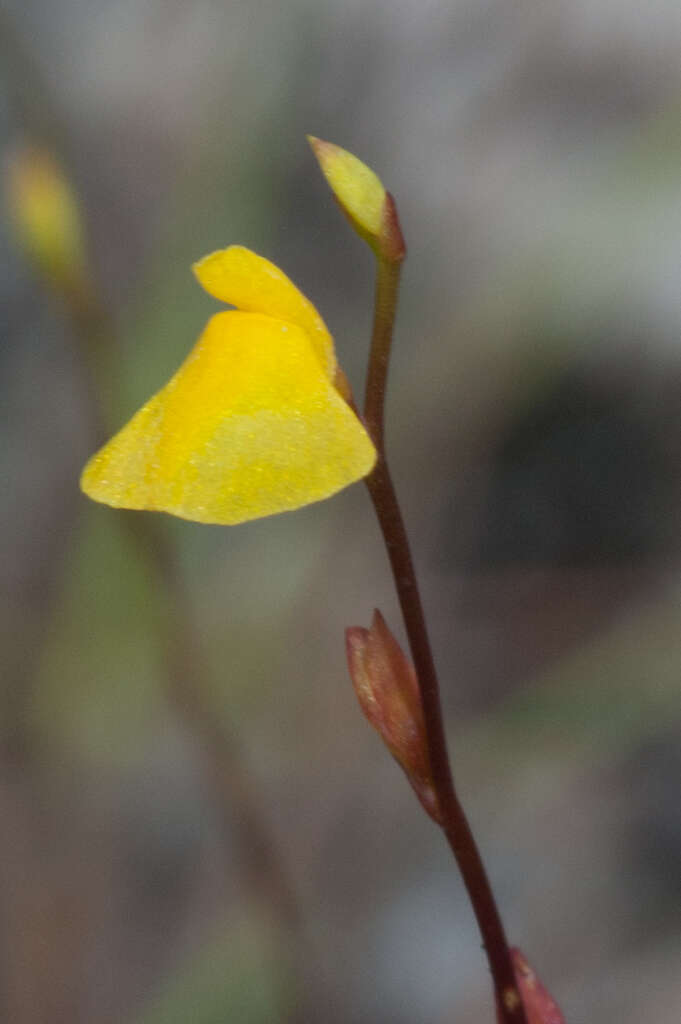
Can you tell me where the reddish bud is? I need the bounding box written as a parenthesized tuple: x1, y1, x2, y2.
(497, 949, 565, 1024)
(345, 610, 441, 823)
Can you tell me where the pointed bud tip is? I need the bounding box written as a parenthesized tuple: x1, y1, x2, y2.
(306, 134, 325, 154)
(308, 135, 389, 252)
(370, 607, 386, 630)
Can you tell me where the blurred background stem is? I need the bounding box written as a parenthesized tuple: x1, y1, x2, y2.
(1, 10, 318, 1020)
(51, 243, 319, 1024)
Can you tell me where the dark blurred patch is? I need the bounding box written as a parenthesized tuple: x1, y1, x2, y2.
(614, 728, 681, 938)
(436, 342, 680, 706)
(465, 365, 674, 570)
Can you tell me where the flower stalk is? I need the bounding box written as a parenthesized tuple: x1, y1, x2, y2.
(363, 219, 528, 1024)
(363, 230, 403, 450)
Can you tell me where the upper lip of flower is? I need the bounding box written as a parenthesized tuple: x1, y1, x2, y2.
(192, 245, 337, 382)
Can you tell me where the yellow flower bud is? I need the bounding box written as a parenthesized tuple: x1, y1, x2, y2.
(308, 137, 405, 261)
(5, 144, 88, 293)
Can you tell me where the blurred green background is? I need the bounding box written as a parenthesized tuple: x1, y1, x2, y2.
(2, 1, 681, 1021)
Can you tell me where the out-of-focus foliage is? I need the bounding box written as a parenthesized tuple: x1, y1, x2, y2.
(134, 924, 289, 1024)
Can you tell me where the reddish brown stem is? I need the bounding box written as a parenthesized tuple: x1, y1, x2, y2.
(363, 254, 402, 452)
(363, 257, 526, 1024)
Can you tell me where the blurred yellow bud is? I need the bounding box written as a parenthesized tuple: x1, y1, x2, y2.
(308, 136, 405, 261)
(346, 610, 441, 823)
(5, 144, 89, 293)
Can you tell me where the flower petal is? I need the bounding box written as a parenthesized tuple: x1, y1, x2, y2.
(80, 312, 376, 524)
(193, 246, 335, 381)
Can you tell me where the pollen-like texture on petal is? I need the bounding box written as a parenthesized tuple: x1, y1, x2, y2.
(192, 246, 335, 380)
(80, 312, 375, 525)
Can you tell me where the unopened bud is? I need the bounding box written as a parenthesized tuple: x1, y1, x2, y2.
(5, 144, 89, 295)
(346, 610, 441, 823)
(497, 949, 565, 1024)
(308, 136, 405, 262)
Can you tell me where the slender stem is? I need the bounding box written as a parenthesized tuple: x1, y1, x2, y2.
(366, 462, 524, 1023)
(363, 257, 526, 1024)
(70, 296, 320, 1022)
(2, 6, 312, 993)
(363, 257, 403, 451)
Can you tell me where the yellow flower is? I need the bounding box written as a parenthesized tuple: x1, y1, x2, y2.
(80, 246, 376, 524)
